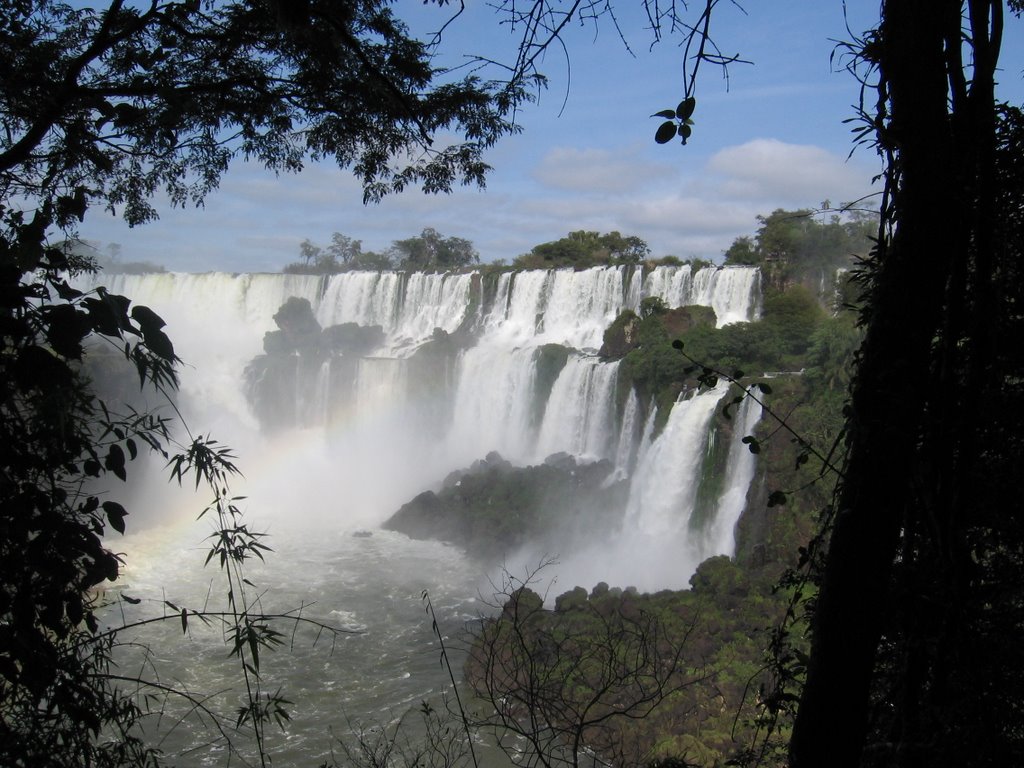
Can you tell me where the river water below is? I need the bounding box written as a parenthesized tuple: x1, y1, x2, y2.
(106, 519, 489, 766)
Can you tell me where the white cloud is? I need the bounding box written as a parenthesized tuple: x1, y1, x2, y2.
(532, 146, 675, 193)
(706, 138, 877, 205)
(78, 138, 879, 271)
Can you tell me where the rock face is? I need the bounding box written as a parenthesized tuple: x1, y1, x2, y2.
(383, 451, 628, 561)
(599, 310, 641, 359)
(662, 305, 717, 337)
(600, 305, 717, 360)
(272, 296, 323, 350)
(260, 298, 387, 358)
(244, 297, 395, 431)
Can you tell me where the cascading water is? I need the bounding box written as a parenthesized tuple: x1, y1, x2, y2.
(82, 264, 762, 569)
(75, 264, 764, 763)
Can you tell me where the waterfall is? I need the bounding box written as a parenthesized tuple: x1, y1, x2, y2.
(702, 392, 764, 557)
(613, 387, 641, 476)
(641, 265, 761, 325)
(624, 383, 730, 538)
(534, 356, 620, 461)
(72, 265, 763, 591)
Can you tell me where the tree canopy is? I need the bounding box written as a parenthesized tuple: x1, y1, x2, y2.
(284, 233, 392, 274)
(0, 0, 524, 230)
(391, 227, 479, 271)
(723, 208, 875, 291)
(283, 227, 480, 273)
(513, 230, 651, 269)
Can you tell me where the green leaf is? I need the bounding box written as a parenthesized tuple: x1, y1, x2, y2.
(679, 124, 692, 143)
(56, 187, 88, 223)
(52, 280, 83, 301)
(767, 490, 788, 507)
(131, 304, 167, 331)
(757, 382, 773, 394)
(105, 444, 127, 481)
(655, 121, 678, 144)
(672, 339, 684, 350)
(675, 96, 696, 120)
(741, 435, 761, 454)
(142, 327, 175, 360)
(102, 500, 128, 534)
(651, 109, 677, 119)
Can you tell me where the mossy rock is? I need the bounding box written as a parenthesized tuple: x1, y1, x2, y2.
(383, 453, 626, 561)
(662, 305, 716, 338)
(600, 309, 641, 359)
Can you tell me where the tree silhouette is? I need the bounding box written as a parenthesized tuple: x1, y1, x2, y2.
(787, 3, 1024, 766)
(464, 575, 703, 768)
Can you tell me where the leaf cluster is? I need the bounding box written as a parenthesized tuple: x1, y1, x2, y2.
(652, 96, 696, 145)
(0, 0, 525, 232)
(0, 217, 189, 764)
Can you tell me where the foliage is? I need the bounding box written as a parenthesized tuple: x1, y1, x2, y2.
(652, 96, 697, 145)
(0, 1, 525, 222)
(609, 284, 832, 434)
(0, 243, 308, 764)
(513, 230, 650, 270)
(0, 247, 175, 764)
(323, 700, 473, 768)
(390, 227, 479, 271)
(769, 5, 1024, 767)
(461, 559, 803, 768)
(463, 569, 705, 768)
(723, 209, 876, 294)
(287, 227, 485, 274)
(284, 233, 394, 274)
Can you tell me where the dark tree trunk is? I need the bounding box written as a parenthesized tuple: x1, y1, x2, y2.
(789, 2, 964, 765)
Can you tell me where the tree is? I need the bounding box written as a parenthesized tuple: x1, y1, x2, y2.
(0, 263, 183, 766)
(285, 233, 392, 273)
(784, 3, 1024, 767)
(0, 1, 524, 220)
(0, 1, 522, 763)
(389, 227, 479, 271)
(463, 573, 703, 768)
(513, 230, 651, 269)
(625, 1, 1024, 764)
(721, 208, 876, 291)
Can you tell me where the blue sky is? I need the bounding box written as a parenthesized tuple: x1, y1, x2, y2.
(77, 1, 1023, 272)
